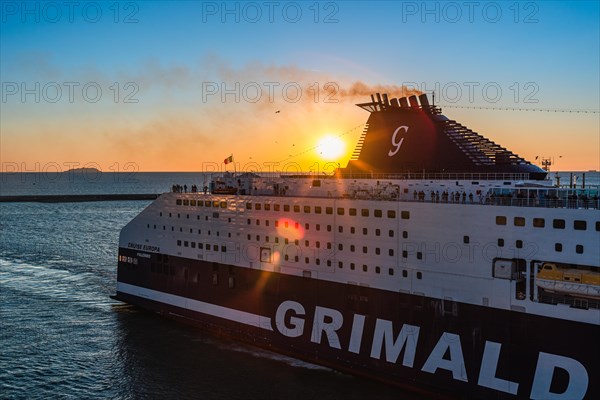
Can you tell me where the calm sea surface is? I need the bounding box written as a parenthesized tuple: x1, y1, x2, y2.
(0, 173, 434, 399)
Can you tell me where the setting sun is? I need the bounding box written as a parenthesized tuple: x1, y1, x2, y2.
(316, 135, 346, 161)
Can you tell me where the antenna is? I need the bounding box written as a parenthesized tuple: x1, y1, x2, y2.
(432, 91, 435, 106)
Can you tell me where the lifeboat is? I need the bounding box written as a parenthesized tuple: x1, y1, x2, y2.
(536, 263, 600, 300)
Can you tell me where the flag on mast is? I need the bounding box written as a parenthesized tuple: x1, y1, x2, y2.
(224, 155, 233, 164)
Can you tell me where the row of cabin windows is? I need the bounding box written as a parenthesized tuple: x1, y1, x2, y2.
(334, 262, 423, 279)
(248, 218, 406, 238)
(147, 224, 232, 238)
(495, 238, 585, 254)
(176, 240, 226, 252)
(149, 220, 410, 242)
(160, 212, 223, 221)
(245, 234, 397, 256)
(176, 199, 227, 208)
(246, 202, 410, 219)
(496, 216, 598, 231)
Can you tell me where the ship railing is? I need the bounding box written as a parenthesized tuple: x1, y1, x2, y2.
(175, 187, 600, 210)
(342, 190, 600, 210)
(483, 197, 600, 210)
(274, 171, 533, 181)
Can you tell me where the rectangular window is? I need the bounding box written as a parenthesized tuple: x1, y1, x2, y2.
(205, 200, 211, 207)
(496, 216, 507, 225)
(574, 220, 587, 230)
(246, 203, 252, 209)
(284, 205, 290, 212)
(184, 241, 189, 247)
(533, 218, 545, 228)
(401, 211, 410, 219)
(190, 200, 196, 206)
(374, 209, 382, 218)
(304, 206, 311, 213)
(337, 207, 345, 215)
(576, 244, 584, 254)
(514, 217, 525, 227)
(315, 206, 322, 214)
(349, 208, 357, 216)
(361, 209, 369, 217)
(265, 203, 271, 211)
(183, 200, 189, 206)
(176, 199, 182, 205)
(326, 207, 333, 215)
(464, 236, 469, 244)
(220, 201, 227, 209)
(553, 219, 565, 229)
(255, 203, 261, 210)
(177, 240, 182, 246)
(274, 204, 280, 211)
(498, 238, 504, 247)
(387, 210, 396, 218)
(293, 205, 300, 212)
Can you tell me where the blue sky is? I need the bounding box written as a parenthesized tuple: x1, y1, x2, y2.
(1, 1, 599, 170)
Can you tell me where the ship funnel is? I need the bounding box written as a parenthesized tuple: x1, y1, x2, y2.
(418, 94, 430, 107)
(382, 93, 390, 105)
(376, 93, 382, 104)
(399, 97, 409, 108)
(408, 95, 419, 107)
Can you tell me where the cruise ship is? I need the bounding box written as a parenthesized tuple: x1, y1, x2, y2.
(113, 93, 599, 399)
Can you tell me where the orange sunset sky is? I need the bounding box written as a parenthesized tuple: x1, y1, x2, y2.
(1, 2, 599, 173)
